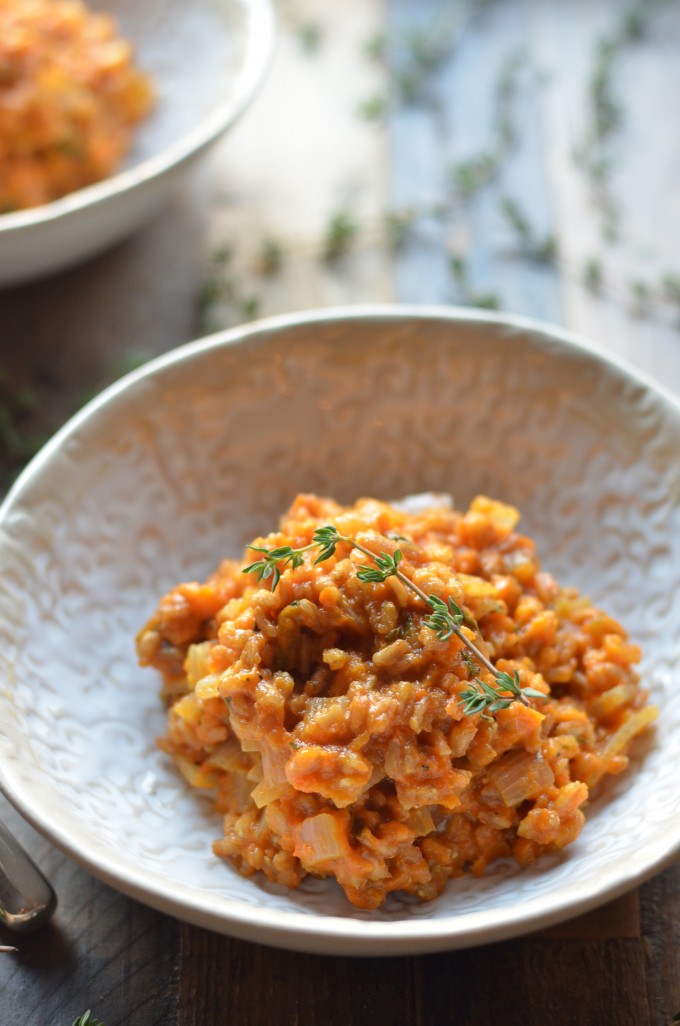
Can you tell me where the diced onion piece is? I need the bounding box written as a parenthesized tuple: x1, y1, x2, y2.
(406, 807, 436, 837)
(392, 493, 453, 514)
(251, 780, 291, 808)
(185, 642, 215, 687)
(261, 742, 291, 786)
(173, 693, 201, 726)
(486, 750, 554, 807)
(176, 756, 219, 789)
(589, 683, 636, 720)
(600, 706, 658, 758)
(194, 673, 222, 701)
(293, 811, 351, 869)
(204, 738, 246, 773)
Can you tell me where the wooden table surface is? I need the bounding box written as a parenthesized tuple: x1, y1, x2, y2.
(1, 1, 679, 1023)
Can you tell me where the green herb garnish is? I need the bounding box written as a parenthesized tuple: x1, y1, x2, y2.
(243, 525, 545, 717)
(584, 257, 603, 292)
(577, 0, 670, 240)
(448, 48, 524, 202)
(500, 196, 556, 264)
(243, 544, 310, 590)
(297, 22, 322, 54)
(72, 1012, 105, 1026)
(258, 238, 284, 276)
(449, 255, 501, 311)
(459, 670, 546, 720)
(323, 211, 358, 262)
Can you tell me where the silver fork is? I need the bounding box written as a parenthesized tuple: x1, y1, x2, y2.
(0, 819, 57, 936)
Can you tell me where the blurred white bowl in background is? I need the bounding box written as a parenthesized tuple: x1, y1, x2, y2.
(0, 0, 273, 286)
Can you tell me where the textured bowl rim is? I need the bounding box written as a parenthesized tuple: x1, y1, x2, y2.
(0, 0, 274, 234)
(2, 303, 680, 956)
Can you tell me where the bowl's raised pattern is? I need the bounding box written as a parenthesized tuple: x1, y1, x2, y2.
(0, 309, 679, 949)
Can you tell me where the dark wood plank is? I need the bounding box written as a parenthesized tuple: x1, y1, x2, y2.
(0, 166, 210, 1024)
(415, 936, 652, 1026)
(540, 891, 640, 940)
(0, 795, 181, 1026)
(176, 886, 667, 1026)
(640, 862, 680, 1026)
(178, 928, 417, 1026)
(0, 173, 208, 485)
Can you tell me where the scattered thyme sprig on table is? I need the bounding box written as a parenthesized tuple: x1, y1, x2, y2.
(499, 195, 556, 265)
(577, 0, 672, 240)
(243, 526, 545, 717)
(72, 1012, 105, 1026)
(448, 48, 524, 202)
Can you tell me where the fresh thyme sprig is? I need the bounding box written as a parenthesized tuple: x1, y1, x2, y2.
(359, 2, 488, 114)
(577, 0, 671, 239)
(424, 594, 477, 640)
(243, 526, 545, 716)
(584, 256, 604, 292)
(72, 1013, 105, 1026)
(323, 211, 358, 262)
(449, 255, 501, 310)
(500, 196, 556, 264)
(448, 48, 524, 203)
(459, 670, 545, 720)
(243, 543, 314, 590)
(355, 548, 403, 583)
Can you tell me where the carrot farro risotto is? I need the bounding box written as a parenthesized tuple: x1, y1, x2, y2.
(136, 494, 657, 910)
(0, 0, 153, 212)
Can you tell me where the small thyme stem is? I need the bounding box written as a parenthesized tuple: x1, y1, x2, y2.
(334, 531, 499, 679)
(244, 525, 545, 715)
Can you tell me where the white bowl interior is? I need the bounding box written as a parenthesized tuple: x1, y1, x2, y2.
(1, 308, 679, 954)
(97, 0, 255, 167)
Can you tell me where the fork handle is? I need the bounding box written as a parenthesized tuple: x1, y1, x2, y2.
(0, 819, 57, 932)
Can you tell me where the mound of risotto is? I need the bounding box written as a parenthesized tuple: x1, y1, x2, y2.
(137, 494, 657, 909)
(0, 0, 153, 212)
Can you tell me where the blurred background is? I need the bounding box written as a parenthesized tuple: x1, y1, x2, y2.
(2, 0, 680, 486)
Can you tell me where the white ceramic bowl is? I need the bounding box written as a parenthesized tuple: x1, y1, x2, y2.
(0, 306, 679, 955)
(0, 0, 273, 285)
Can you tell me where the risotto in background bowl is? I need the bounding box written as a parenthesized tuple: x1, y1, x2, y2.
(0, 305, 678, 955)
(0, 0, 273, 284)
